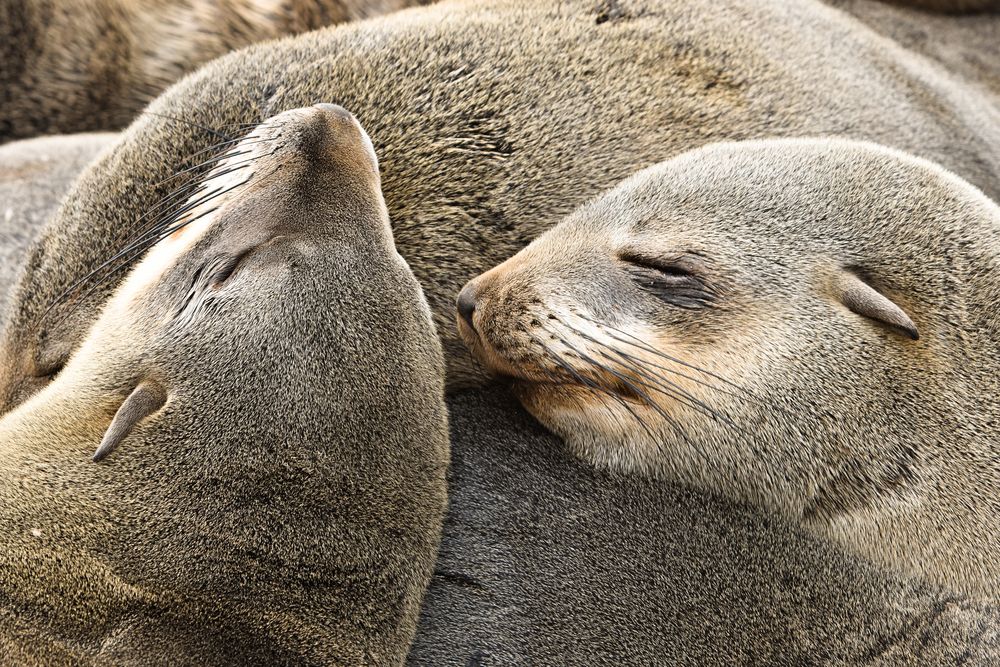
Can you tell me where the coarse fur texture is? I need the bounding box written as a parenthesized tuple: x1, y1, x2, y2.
(827, 0, 1000, 98)
(457, 138, 1000, 596)
(4, 0, 1000, 413)
(0, 133, 117, 320)
(410, 387, 1000, 665)
(878, 0, 1000, 12)
(2, 132, 998, 666)
(0, 0, 428, 141)
(0, 106, 449, 664)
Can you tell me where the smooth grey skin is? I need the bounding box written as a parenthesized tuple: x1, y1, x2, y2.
(0, 133, 116, 320)
(411, 388, 1000, 665)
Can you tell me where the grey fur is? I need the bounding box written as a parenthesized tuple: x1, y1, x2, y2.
(0, 133, 116, 322)
(0, 0, 427, 142)
(5, 0, 1000, 413)
(460, 138, 1000, 596)
(0, 107, 448, 664)
(410, 387, 1000, 665)
(1, 136, 997, 660)
(827, 0, 1000, 97)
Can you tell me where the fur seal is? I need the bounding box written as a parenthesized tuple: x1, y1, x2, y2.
(0, 132, 117, 320)
(409, 387, 1000, 665)
(4, 0, 1000, 408)
(877, 0, 1000, 12)
(0, 0, 425, 141)
(4, 132, 998, 666)
(0, 104, 448, 664)
(457, 138, 1000, 596)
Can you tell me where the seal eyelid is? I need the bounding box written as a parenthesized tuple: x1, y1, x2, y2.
(209, 250, 252, 287)
(619, 252, 716, 309)
(618, 251, 703, 279)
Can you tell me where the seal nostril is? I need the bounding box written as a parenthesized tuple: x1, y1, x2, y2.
(456, 284, 478, 333)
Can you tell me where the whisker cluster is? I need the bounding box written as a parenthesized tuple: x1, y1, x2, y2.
(42, 121, 273, 326)
(516, 310, 776, 461)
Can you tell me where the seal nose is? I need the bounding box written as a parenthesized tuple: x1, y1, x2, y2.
(313, 102, 353, 120)
(456, 282, 478, 333)
(310, 102, 380, 173)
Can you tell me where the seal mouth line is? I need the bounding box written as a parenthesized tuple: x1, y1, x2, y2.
(557, 317, 748, 432)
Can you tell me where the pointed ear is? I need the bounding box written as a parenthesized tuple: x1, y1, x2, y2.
(93, 382, 167, 462)
(836, 271, 919, 341)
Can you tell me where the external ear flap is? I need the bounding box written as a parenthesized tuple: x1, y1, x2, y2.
(93, 382, 167, 462)
(836, 271, 919, 341)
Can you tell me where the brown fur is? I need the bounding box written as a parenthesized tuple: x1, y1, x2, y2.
(2, 130, 998, 667)
(0, 133, 116, 320)
(879, 0, 1000, 12)
(0, 106, 449, 663)
(4, 0, 1000, 415)
(458, 138, 1000, 596)
(0, 0, 427, 142)
(827, 0, 1000, 98)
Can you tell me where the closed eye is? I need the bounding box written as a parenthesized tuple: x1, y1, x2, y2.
(210, 250, 252, 287)
(619, 252, 716, 309)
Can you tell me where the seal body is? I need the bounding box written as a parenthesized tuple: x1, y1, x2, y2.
(827, 0, 1000, 99)
(0, 133, 117, 320)
(877, 0, 1000, 11)
(5, 0, 1000, 413)
(0, 0, 426, 141)
(409, 387, 1000, 665)
(457, 139, 1000, 596)
(0, 106, 448, 664)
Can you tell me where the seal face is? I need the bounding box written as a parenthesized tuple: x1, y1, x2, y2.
(6, 0, 1000, 414)
(457, 138, 1000, 596)
(0, 105, 448, 663)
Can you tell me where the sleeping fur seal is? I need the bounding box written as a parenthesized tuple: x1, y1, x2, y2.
(2, 129, 998, 666)
(4, 0, 1000, 413)
(457, 138, 1000, 596)
(0, 105, 448, 664)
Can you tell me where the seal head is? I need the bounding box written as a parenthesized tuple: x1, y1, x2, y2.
(458, 138, 1000, 596)
(0, 105, 448, 663)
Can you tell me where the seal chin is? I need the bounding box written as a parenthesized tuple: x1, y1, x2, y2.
(513, 378, 666, 472)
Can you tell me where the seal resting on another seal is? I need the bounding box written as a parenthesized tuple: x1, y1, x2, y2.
(409, 387, 1000, 665)
(3, 129, 997, 667)
(0, 104, 448, 664)
(456, 138, 1000, 596)
(5, 0, 1000, 414)
(0, 0, 426, 141)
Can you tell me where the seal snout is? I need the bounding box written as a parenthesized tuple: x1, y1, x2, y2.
(313, 103, 354, 120)
(308, 103, 380, 172)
